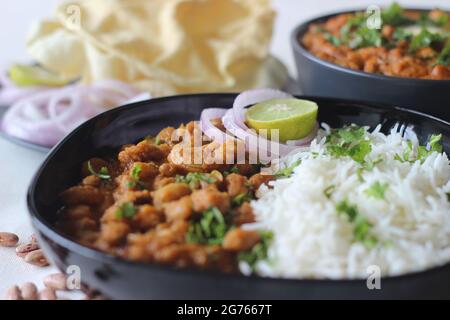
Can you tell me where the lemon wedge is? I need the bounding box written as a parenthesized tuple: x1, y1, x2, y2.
(246, 98, 318, 142)
(9, 64, 71, 87)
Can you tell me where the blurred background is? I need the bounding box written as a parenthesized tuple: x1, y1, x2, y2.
(2, 0, 448, 78)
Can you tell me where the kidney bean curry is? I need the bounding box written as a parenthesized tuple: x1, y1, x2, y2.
(57, 120, 276, 274)
(302, 3, 450, 79)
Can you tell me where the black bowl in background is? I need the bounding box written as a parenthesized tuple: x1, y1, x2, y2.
(27, 93, 450, 299)
(291, 9, 450, 121)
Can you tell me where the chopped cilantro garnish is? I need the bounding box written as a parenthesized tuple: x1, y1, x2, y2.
(429, 134, 443, 153)
(324, 185, 336, 199)
(326, 125, 372, 164)
(436, 41, 450, 67)
(237, 230, 273, 272)
(394, 140, 413, 163)
(87, 160, 111, 180)
(365, 181, 389, 200)
(362, 156, 383, 171)
(319, 28, 342, 46)
(155, 136, 161, 145)
(409, 28, 445, 52)
(223, 166, 240, 177)
(232, 192, 253, 207)
(381, 2, 414, 26)
(274, 159, 301, 178)
(127, 164, 144, 189)
(176, 172, 216, 189)
(340, 13, 365, 42)
(395, 134, 443, 163)
(186, 207, 230, 245)
(349, 27, 383, 49)
(115, 202, 137, 220)
(392, 28, 412, 42)
(336, 200, 378, 248)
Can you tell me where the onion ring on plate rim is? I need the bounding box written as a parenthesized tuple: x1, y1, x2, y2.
(1, 80, 150, 146)
(200, 107, 231, 143)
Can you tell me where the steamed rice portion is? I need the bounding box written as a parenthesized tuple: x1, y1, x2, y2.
(247, 124, 450, 279)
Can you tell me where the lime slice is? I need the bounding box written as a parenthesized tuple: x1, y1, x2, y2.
(246, 98, 318, 142)
(9, 64, 70, 87)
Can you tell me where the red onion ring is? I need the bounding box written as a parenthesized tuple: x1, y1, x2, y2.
(199, 89, 319, 161)
(222, 109, 300, 159)
(232, 88, 293, 129)
(0, 71, 49, 107)
(1, 80, 149, 146)
(199, 108, 230, 143)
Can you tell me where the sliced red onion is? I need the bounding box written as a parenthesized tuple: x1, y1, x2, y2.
(198, 89, 319, 161)
(222, 109, 300, 159)
(1, 90, 68, 145)
(0, 71, 50, 107)
(200, 108, 230, 143)
(1, 80, 149, 146)
(232, 88, 293, 129)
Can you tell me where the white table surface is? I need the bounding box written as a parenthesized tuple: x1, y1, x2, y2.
(0, 0, 448, 298)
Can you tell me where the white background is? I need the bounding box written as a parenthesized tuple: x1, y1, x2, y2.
(0, 0, 448, 298)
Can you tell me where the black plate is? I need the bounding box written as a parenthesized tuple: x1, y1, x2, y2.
(291, 8, 450, 121)
(27, 93, 450, 299)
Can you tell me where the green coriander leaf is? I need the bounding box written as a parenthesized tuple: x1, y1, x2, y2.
(381, 2, 414, 26)
(397, 134, 444, 163)
(324, 33, 342, 46)
(357, 167, 365, 182)
(336, 200, 378, 248)
(87, 160, 111, 180)
(232, 192, 253, 207)
(131, 165, 142, 180)
(274, 159, 301, 178)
(429, 134, 443, 153)
(326, 125, 372, 164)
(127, 164, 144, 189)
(409, 28, 445, 52)
(223, 166, 240, 177)
(365, 181, 389, 200)
(362, 156, 383, 171)
(237, 230, 273, 272)
(230, 166, 240, 174)
(323, 185, 336, 199)
(176, 172, 217, 189)
(349, 27, 383, 49)
(340, 13, 366, 42)
(317, 27, 342, 46)
(393, 28, 412, 42)
(336, 200, 359, 221)
(437, 41, 450, 66)
(186, 207, 230, 245)
(349, 140, 372, 163)
(115, 202, 137, 220)
(155, 136, 161, 145)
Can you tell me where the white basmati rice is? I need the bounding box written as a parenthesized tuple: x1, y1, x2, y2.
(245, 124, 450, 279)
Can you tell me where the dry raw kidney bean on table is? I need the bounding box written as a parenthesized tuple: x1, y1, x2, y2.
(0, 232, 19, 247)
